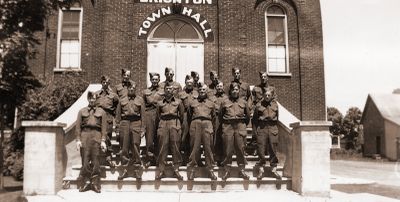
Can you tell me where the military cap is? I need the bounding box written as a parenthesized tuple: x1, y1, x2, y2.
(149, 72, 160, 79)
(101, 75, 110, 82)
(87, 91, 98, 100)
(259, 71, 267, 78)
(121, 68, 131, 76)
(209, 70, 218, 77)
(165, 67, 174, 75)
(191, 71, 199, 78)
(231, 67, 241, 74)
(185, 75, 194, 83)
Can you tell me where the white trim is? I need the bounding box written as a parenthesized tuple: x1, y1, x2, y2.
(265, 6, 290, 75)
(55, 7, 83, 71)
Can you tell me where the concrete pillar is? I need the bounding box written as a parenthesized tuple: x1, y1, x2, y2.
(22, 121, 66, 195)
(290, 121, 332, 197)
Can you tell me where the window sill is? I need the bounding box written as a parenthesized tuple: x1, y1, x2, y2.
(54, 68, 82, 73)
(267, 72, 292, 77)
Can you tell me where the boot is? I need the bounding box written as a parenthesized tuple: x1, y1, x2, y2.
(79, 180, 91, 192)
(257, 167, 264, 180)
(208, 169, 217, 180)
(76, 175, 84, 189)
(173, 169, 183, 180)
(238, 169, 250, 180)
(155, 171, 166, 180)
(221, 166, 230, 181)
(134, 169, 142, 180)
(91, 175, 101, 193)
(106, 157, 116, 169)
(271, 166, 281, 179)
(121, 156, 130, 167)
(187, 168, 195, 180)
(118, 169, 128, 180)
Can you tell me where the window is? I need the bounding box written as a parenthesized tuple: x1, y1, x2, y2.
(265, 6, 289, 75)
(56, 4, 82, 71)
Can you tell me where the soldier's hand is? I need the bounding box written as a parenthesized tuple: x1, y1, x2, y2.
(101, 141, 107, 152)
(76, 141, 82, 151)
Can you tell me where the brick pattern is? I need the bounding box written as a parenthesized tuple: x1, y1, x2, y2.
(29, 0, 326, 121)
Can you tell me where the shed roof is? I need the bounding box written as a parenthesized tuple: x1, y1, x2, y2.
(362, 94, 400, 125)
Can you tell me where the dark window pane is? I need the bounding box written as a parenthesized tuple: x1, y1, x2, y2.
(267, 17, 285, 44)
(176, 24, 200, 40)
(267, 5, 284, 15)
(61, 10, 80, 40)
(152, 23, 174, 39)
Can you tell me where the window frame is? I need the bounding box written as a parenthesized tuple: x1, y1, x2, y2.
(55, 6, 83, 72)
(265, 6, 291, 77)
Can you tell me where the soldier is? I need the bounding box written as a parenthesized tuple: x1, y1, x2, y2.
(211, 80, 227, 166)
(142, 72, 163, 167)
(178, 75, 198, 165)
(249, 72, 275, 155)
(155, 83, 185, 180)
(190, 71, 201, 91)
(207, 70, 219, 97)
(95, 75, 118, 169)
(159, 67, 182, 97)
(187, 83, 217, 180)
(116, 81, 146, 180)
(253, 87, 281, 180)
(115, 69, 135, 152)
(219, 83, 251, 180)
(229, 67, 252, 105)
(75, 92, 107, 193)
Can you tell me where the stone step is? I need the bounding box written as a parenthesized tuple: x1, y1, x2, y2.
(63, 175, 290, 192)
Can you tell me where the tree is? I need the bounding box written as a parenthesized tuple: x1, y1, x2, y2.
(342, 107, 362, 150)
(0, 0, 77, 189)
(327, 107, 343, 136)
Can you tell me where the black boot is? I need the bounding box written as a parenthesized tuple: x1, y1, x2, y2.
(106, 157, 116, 169)
(173, 169, 183, 180)
(221, 166, 230, 181)
(79, 180, 91, 192)
(91, 175, 101, 193)
(257, 167, 264, 180)
(155, 171, 166, 180)
(271, 166, 281, 179)
(239, 169, 250, 180)
(208, 169, 217, 180)
(118, 169, 128, 180)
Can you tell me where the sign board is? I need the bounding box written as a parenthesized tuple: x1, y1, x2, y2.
(134, 0, 216, 5)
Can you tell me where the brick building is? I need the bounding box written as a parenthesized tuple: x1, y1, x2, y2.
(29, 0, 326, 121)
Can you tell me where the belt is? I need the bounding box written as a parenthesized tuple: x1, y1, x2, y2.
(222, 118, 246, 124)
(121, 115, 141, 121)
(192, 117, 212, 121)
(103, 108, 115, 116)
(82, 126, 101, 131)
(257, 120, 277, 125)
(160, 115, 179, 120)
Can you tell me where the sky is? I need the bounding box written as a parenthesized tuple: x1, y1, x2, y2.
(320, 0, 400, 114)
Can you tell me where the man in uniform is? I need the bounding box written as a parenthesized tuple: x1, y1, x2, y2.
(253, 87, 281, 180)
(210, 80, 227, 166)
(155, 84, 185, 180)
(178, 75, 198, 165)
(75, 92, 107, 193)
(229, 67, 252, 106)
(116, 81, 146, 180)
(191, 71, 201, 91)
(159, 67, 182, 97)
(249, 72, 275, 155)
(219, 83, 251, 180)
(207, 70, 219, 97)
(95, 75, 118, 168)
(142, 72, 163, 167)
(115, 69, 135, 152)
(187, 84, 217, 180)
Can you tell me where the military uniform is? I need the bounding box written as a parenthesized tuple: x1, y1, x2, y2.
(75, 105, 107, 192)
(142, 85, 163, 165)
(253, 94, 281, 179)
(219, 96, 250, 179)
(115, 80, 134, 150)
(178, 88, 198, 164)
(159, 81, 182, 97)
(95, 88, 119, 167)
(116, 94, 145, 169)
(187, 96, 217, 180)
(210, 92, 228, 165)
(155, 96, 185, 179)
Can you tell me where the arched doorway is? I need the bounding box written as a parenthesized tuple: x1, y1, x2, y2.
(147, 18, 204, 86)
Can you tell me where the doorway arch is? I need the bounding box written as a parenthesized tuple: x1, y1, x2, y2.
(147, 17, 204, 86)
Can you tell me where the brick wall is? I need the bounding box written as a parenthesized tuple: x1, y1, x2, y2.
(29, 0, 326, 121)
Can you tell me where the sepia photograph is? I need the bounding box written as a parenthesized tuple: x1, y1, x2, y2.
(0, 0, 399, 201)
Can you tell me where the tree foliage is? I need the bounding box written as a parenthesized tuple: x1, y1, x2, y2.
(327, 107, 343, 136)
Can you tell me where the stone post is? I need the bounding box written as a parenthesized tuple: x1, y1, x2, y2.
(22, 121, 66, 195)
(290, 121, 332, 197)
